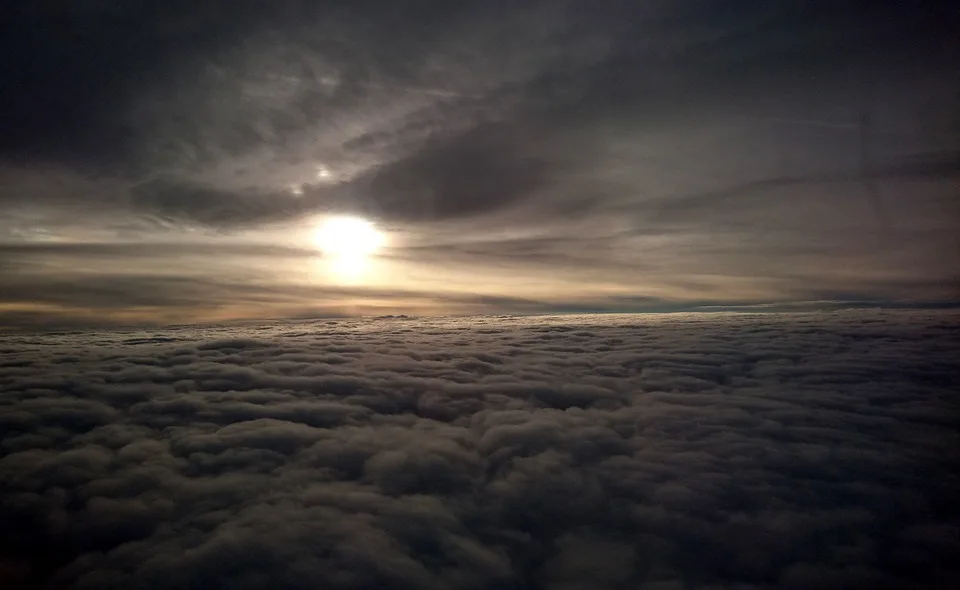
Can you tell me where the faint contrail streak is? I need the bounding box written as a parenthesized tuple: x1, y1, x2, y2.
(740, 101, 890, 229)
(317, 76, 484, 99)
(745, 116, 858, 130)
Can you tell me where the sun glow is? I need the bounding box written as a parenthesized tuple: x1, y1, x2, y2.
(312, 216, 386, 281)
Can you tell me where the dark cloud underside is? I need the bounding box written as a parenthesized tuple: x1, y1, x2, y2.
(2, 1, 955, 224)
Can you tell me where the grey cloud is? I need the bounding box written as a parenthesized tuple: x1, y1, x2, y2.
(121, 119, 559, 227)
(0, 1, 284, 165)
(127, 180, 315, 228)
(1, 311, 958, 588)
(4, 0, 950, 224)
(0, 2, 955, 330)
(632, 151, 960, 227)
(0, 274, 544, 316)
(0, 242, 316, 259)
(345, 122, 555, 223)
(1, 1, 589, 202)
(4, 263, 956, 332)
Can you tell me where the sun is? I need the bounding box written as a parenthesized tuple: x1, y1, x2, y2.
(313, 215, 385, 257)
(312, 215, 386, 280)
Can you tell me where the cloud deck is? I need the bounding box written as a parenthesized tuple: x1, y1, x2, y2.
(1, 311, 958, 589)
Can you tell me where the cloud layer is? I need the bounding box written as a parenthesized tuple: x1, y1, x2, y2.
(1, 1, 957, 322)
(1, 311, 958, 589)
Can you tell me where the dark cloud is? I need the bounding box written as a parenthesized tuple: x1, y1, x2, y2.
(119, 120, 559, 227)
(347, 122, 555, 223)
(0, 1, 956, 322)
(1, 312, 959, 588)
(2, 1, 953, 222)
(632, 151, 960, 227)
(1, 0, 281, 164)
(127, 180, 311, 228)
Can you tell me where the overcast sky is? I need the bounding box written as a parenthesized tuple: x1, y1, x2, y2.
(1, 0, 957, 326)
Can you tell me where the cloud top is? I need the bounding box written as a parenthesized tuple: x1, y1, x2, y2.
(1, 311, 958, 588)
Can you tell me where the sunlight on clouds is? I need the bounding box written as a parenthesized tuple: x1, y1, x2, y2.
(311, 215, 387, 283)
(313, 215, 385, 258)
(323, 253, 376, 283)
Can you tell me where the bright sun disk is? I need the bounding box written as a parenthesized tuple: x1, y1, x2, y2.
(312, 216, 385, 276)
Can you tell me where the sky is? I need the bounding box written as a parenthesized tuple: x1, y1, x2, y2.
(1, 311, 958, 588)
(1, 0, 958, 326)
